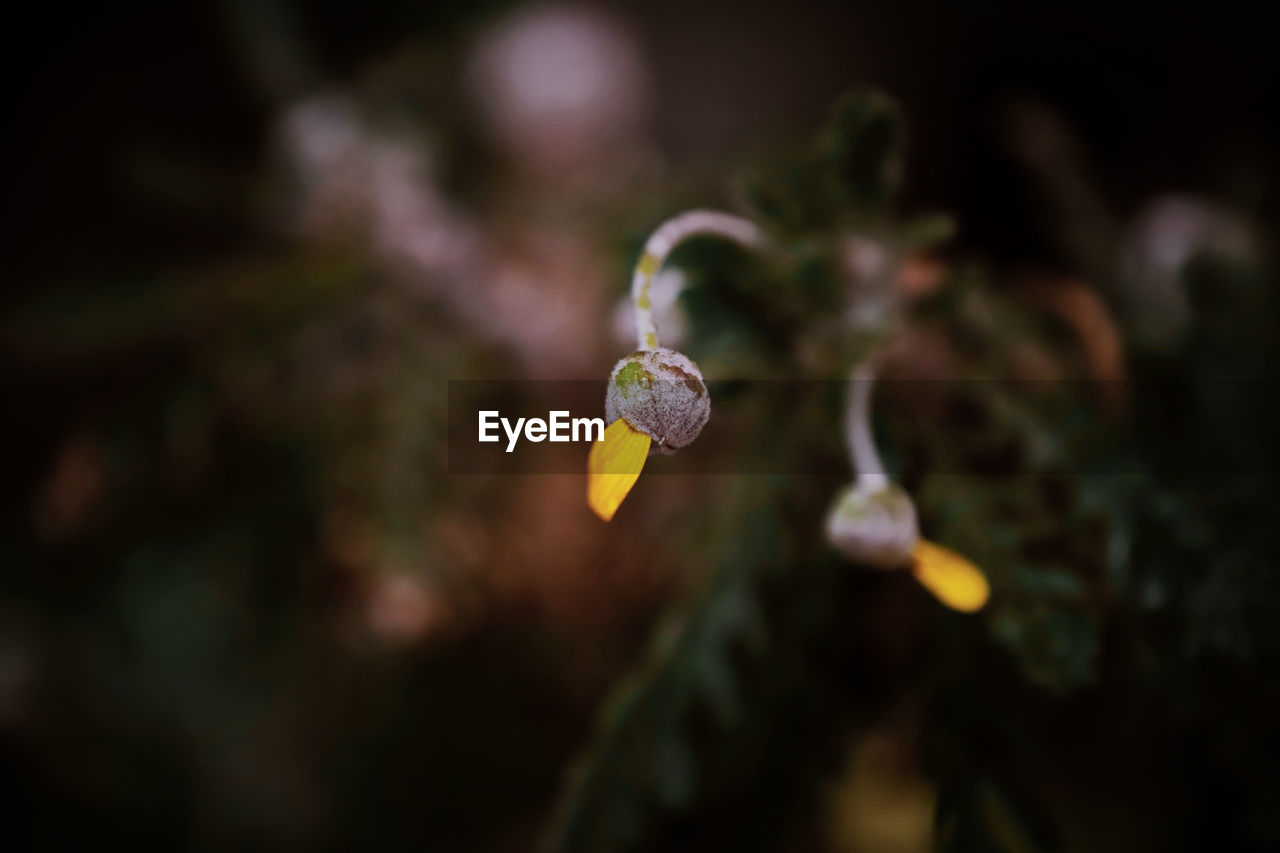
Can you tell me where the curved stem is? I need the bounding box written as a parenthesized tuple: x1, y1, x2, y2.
(630, 210, 767, 350)
(846, 355, 888, 490)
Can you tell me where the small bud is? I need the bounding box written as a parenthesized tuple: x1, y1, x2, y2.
(824, 482, 919, 569)
(605, 348, 710, 455)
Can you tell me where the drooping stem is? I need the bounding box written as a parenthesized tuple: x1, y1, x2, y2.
(845, 356, 888, 490)
(631, 210, 767, 351)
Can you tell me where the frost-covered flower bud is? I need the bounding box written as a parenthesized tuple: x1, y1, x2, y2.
(824, 482, 919, 569)
(604, 348, 710, 454)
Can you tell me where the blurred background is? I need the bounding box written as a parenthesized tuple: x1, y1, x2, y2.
(4, 1, 1280, 850)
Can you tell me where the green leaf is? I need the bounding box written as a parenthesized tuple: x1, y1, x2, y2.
(935, 776, 1057, 853)
(821, 90, 906, 213)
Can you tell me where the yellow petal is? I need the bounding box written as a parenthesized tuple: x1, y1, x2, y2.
(910, 540, 990, 612)
(587, 418, 651, 521)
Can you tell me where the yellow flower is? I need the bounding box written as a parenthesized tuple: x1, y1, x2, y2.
(588, 208, 760, 521)
(910, 539, 990, 612)
(824, 481, 990, 613)
(587, 418, 651, 521)
(588, 348, 710, 521)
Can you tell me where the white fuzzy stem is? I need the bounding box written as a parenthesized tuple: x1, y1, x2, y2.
(846, 356, 888, 490)
(630, 210, 767, 351)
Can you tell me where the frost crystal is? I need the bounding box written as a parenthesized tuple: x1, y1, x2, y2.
(824, 483, 920, 569)
(605, 348, 710, 455)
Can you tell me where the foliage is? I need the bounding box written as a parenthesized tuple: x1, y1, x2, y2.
(547, 91, 1280, 852)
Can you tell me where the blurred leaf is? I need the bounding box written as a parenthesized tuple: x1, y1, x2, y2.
(935, 776, 1056, 853)
(821, 90, 906, 214)
(745, 89, 906, 235)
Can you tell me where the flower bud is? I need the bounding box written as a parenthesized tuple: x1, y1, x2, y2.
(824, 482, 919, 569)
(604, 348, 710, 454)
